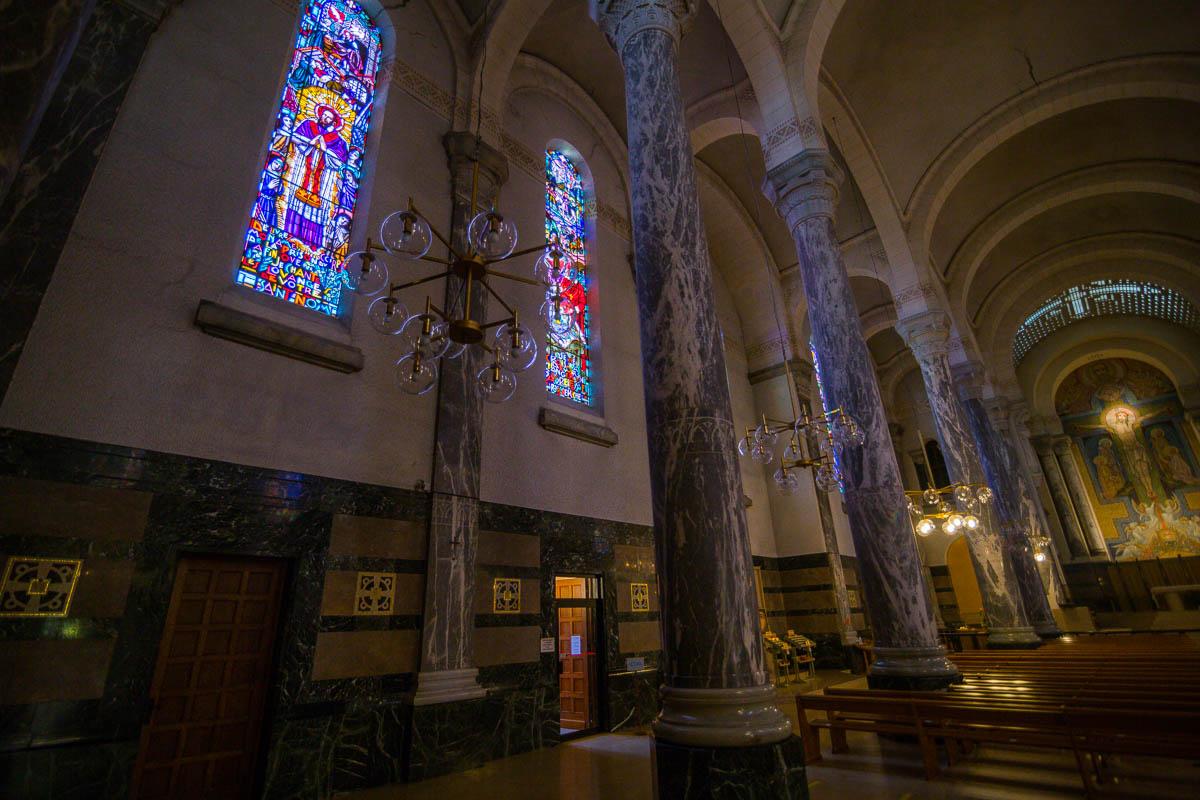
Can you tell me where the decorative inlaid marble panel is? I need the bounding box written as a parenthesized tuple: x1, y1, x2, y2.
(354, 572, 395, 616)
(630, 582, 649, 612)
(492, 578, 521, 614)
(0, 556, 82, 617)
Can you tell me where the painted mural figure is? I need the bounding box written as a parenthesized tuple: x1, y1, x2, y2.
(1092, 437, 1128, 499)
(1151, 428, 1200, 486)
(1102, 405, 1159, 503)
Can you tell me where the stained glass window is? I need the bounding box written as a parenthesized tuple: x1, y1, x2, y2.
(544, 150, 593, 405)
(1013, 280, 1200, 364)
(235, 0, 381, 318)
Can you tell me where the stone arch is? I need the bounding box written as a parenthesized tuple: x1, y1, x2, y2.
(906, 54, 1200, 251)
(947, 161, 1200, 315)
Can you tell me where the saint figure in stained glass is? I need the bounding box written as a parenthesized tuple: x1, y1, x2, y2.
(544, 149, 593, 405)
(235, 0, 381, 318)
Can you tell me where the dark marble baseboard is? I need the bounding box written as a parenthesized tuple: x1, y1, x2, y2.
(653, 735, 808, 799)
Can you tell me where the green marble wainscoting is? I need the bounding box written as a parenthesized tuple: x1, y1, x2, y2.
(755, 553, 869, 669)
(0, 429, 660, 798)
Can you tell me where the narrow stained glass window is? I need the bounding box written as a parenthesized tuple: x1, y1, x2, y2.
(235, 0, 381, 317)
(544, 149, 593, 405)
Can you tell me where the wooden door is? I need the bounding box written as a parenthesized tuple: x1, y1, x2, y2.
(131, 556, 287, 800)
(558, 605, 590, 729)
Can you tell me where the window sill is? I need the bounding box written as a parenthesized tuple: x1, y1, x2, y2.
(538, 405, 618, 447)
(194, 299, 363, 373)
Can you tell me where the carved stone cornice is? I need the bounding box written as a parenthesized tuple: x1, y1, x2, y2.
(897, 309, 951, 366)
(764, 150, 844, 228)
(590, 0, 698, 54)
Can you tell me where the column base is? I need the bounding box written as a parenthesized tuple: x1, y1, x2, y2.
(412, 667, 487, 706)
(652, 735, 808, 799)
(867, 644, 961, 690)
(1035, 621, 1063, 638)
(653, 684, 792, 747)
(985, 627, 1043, 649)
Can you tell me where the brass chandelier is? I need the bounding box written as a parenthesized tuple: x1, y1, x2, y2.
(339, 167, 564, 402)
(905, 435, 993, 537)
(737, 404, 864, 495)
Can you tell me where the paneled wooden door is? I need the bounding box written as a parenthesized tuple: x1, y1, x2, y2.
(131, 555, 287, 799)
(557, 604, 592, 729)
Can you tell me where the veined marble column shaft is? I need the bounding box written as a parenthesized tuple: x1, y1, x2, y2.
(955, 381, 1059, 637)
(899, 313, 1039, 647)
(592, 0, 791, 751)
(412, 133, 508, 705)
(1034, 437, 1090, 560)
(1052, 436, 1109, 558)
(767, 152, 957, 690)
(798, 387, 860, 647)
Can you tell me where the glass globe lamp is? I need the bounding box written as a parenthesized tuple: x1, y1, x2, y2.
(750, 442, 774, 466)
(367, 295, 408, 335)
(477, 362, 517, 403)
(343, 251, 389, 296)
(963, 514, 980, 530)
(754, 423, 778, 449)
(916, 518, 936, 536)
(400, 314, 450, 361)
(533, 248, 566, 286)
(947, 513, 965, 531)
(379, 210, 432, 259)
(815, 463, 840, 492)
(954, 485, 974, 505)
(774, 468, 800, 495)
(737, 435, 753, 458)
(1034, 551, 1047, 562)
(395, 353, 437, 395)
(494, 321, 537, 372)
(468, 210, 517, 260)
(922, 488, 940, 506)
(976, 487, 993, 505)
(783, 439, 803, 463)
(541, 295, 574, 336)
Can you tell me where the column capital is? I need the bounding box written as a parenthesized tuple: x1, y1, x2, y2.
(1051, 435, 1074, 457)
(444, 131, 508, 204)
(1031, 435, 1055, 457)
(764, 149, 844, 227)
(897, 309, 951, 365)
(590, 0, 698, 54)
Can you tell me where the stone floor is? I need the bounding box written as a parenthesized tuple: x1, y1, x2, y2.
(337, 670, 1199, 800)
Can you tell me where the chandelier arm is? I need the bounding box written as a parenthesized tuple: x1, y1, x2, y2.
(480, 317, 513, 331)
(479, 278, 516, 316)
(487, 243, 548, 263)
(429, 302, 447, 320)
(409, 200, 461, 260)
(417, 254, 453, 266)
(389, 270, 452, 294)
(485, 268, 542, 287)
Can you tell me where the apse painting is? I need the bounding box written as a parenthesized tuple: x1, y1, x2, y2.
(235, 0, 381, 318)
(544, 149, 593, 405)
(1058, 357, 1200, 560)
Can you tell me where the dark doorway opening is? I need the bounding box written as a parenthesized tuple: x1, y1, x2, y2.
(131, 555, 287, 799)
(555, 575, 604, 738)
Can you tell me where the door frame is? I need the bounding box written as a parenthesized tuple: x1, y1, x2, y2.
(554, 572, 607, 737)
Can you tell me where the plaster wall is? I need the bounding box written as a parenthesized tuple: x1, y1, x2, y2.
(715, 270, 778, 557)
(481, 84, 651, 525)
(0, 0, 656, 528)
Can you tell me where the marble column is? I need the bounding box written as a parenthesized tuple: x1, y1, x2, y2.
(767, 152, 957, 690)
(797, 383, 861, 649)
(412, 133, 508, 705)
(1033, 436, 1091, 560)
(1051, 436, 1110, 558)
(898, 312, 1039, 648)
(954, 376, 1060, 637)
(592, 3, 803, 795)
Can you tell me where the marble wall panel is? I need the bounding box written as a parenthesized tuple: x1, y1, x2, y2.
(329, 516, 427, 561)
(618, 620, 662, 653)
(477, 529, 541, 567)
(67, 560, 134, 617)
(0, 477, 151, 540)
(0, 639, 114, 704)
(474, 625, 541, 667)
(311, 630, 420, 680)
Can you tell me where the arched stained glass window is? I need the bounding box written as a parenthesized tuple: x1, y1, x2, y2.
(1012, 280, 1200, 364)
(544, 149, 593, 405)
(235, 0, 382, 318)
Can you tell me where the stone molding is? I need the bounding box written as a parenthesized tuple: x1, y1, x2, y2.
(896, 309, 952, 364)
(193, 300, 363, 373)
(590, 0, 698, 55)
(654, 684, 792, 747)
(764, 149, 844, 228)
(537, 406, 618, 447)
(412, 667, 487, 706)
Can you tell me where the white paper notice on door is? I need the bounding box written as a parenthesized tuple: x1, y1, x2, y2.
(570, 634, 582, 655)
